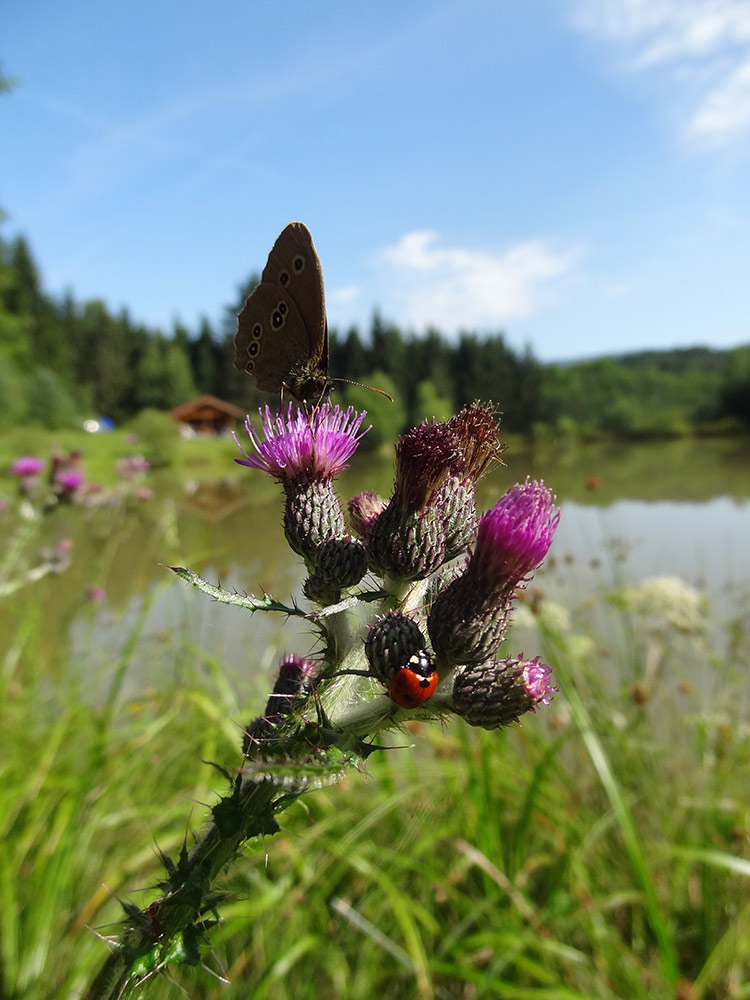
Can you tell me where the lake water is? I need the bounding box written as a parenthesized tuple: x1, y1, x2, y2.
(8, 436, 749, 697)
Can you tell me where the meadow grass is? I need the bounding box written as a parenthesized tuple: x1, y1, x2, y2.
(2, 519, 748, 1000)
(2, 427, 749, 999)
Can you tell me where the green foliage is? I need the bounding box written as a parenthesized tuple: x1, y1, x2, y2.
(0, 227, 748, 440)
(344, 372, 403, 451)
(720, 345, 750, 426)
(24, 366, 80, 429)
(126, 408, 180, 466)
(412, 379, 453, 423)
(0, 360, 26, 428)
(2, 553, 748, 998)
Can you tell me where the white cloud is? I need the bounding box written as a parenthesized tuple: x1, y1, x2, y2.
(573, 0, 750, 145)
(328, 285, 360, 304)
(689, 55, 750, 139)
(373, 230, 579, 333)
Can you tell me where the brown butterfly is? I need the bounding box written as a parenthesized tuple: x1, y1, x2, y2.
(234, 222, 334, 406)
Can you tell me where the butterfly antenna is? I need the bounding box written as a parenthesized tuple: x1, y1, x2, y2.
(331, 378, 394, 402)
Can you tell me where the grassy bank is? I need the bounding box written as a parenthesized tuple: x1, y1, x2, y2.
(1, 544, 748, 999)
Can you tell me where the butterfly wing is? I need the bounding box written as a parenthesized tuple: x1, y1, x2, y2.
(260, 222, 327, 369)
(235, 222, 329, 393)
(235, 284, 316, 392)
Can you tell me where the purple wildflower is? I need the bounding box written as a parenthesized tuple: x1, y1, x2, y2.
(243, 653, 319, 755)
(445, 402, 504, 483)
(55, 471, 84, 492)
(392, 420, 460, 514)
(235, 403, 369, 483)
(236, 404, 369, 576)
(348, 490, 386, 536)
(11, 456, 45, 478)
(471, 478, 560, 592)
(522, 658, 556, 707)
(427, 480, 560, 666)
(117, 454, 151, 479)
(452, 655, 556, 730)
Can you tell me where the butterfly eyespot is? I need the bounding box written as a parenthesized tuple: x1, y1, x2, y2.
(233, 222, 330, 404)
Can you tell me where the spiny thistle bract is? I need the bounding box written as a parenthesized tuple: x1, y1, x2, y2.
(92, 401, 559, 999)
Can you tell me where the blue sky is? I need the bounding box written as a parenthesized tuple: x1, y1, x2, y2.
(3, 0, 750, 361)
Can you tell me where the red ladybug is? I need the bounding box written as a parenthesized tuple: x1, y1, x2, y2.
(388, 650, 438, 709)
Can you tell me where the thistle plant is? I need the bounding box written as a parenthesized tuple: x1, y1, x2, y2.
(88, 400, 559, 999)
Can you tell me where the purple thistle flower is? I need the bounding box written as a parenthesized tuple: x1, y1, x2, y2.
(363, 406, 503, 582)
(471, 478, 560, 592)
(445, 402, 505, 483)
(235, 404, 369, 574)
(11, 456, 45, 478)
(427, 479, 560, 666)
(117, 454, 151, 479)
(234, 403, 369, 484)
(452, 655, 556, 729)
(348, 490, 386, 536)
(393, 420, 460, 514)
(55, 470, 84, 492)
(264, 653, 318, 717)
(243, 653, 318, 755)
(363, 420, 458, 580)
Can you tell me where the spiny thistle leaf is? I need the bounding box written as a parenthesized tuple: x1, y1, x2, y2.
(167, 566, 305, 616)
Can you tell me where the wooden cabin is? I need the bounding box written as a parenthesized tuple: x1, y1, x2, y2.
(169, 395, 245, 436)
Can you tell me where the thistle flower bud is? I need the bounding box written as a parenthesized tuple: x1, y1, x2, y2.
(428, 575, 512, 665)
(363, 407, 502, 582)
(284, 478, 347, 564)
(243, 654, 318, 754)
(303, 536, 368, 604)
(265, 654, 317, 716)
(392, 421, 460, 514)
(313, 536, 368, 589)
(365, 611, 427, 684)
(364, 500, 447, 581)
(452, 656, 555, 729)
(242, 715, 277, 754)
(348, 490, 386, 537)
(438, 403, 502, 558)
(446, 402, 504, 483)
(436, 477, 478, 561)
